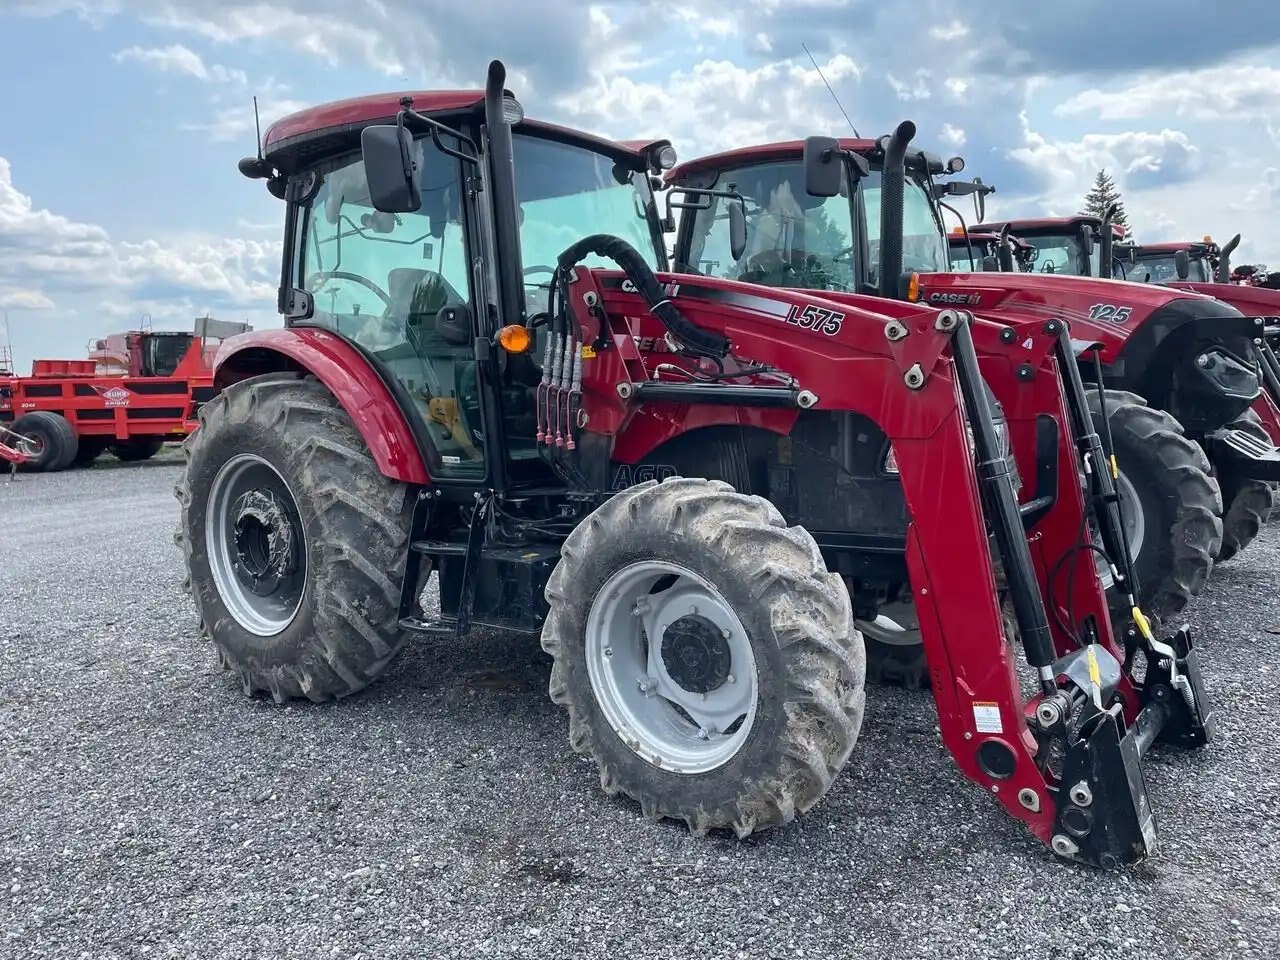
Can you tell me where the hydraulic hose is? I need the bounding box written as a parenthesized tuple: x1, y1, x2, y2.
(556, 234, 730, 358)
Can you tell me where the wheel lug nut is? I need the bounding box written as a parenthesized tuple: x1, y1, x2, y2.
(726, 674, 735, 684)
(721, 628, 731, 639)
(603, 647, 613, 658)
(689, 604, 698, 614)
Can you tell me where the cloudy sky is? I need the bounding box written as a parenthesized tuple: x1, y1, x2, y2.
(3, 0, 1279, 369)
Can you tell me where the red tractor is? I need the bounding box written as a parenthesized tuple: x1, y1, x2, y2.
(665, 130, 1280, 644)
(178, 61, 1217, 868)
(982, 217, 1280, 536)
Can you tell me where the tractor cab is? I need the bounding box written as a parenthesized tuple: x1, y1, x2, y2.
(667, 136, 958, 295)
(244, 80, 673, 486)
(1118, 237, 1232, 285)
(973, 215, 1128, 279)
(947, 228, 1038, 273)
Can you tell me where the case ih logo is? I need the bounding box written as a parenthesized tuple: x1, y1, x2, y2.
(926, 291, 982, 306)
(95, 385, 132, 407)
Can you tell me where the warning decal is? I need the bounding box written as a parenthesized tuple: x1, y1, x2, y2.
(972, 701, 1003, 735)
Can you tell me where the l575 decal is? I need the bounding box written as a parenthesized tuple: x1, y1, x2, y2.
(785, 303, 845, 336)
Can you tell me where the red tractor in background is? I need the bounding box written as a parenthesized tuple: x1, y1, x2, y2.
(176, 60, 1218, 869)
(981, 215, 1280, 535)
(664, 129, 1280, 655)
(0, 320, 245, 472)
(947, 227, 1038, 273)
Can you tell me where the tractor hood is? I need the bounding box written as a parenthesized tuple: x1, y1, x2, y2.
(914, 270, 1233, 363)
(1162, 281, 1280, 319)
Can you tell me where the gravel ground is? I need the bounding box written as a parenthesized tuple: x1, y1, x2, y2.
(1, 465, 1278, 960)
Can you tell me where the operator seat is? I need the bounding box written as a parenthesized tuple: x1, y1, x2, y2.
(385, 267, 465, 356)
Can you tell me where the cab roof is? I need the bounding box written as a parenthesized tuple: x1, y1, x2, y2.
(1130, 241, 1211, 255)
(262, 90, 651, 171)
(977, 216, 1126, 239)
(667, 139, 877, 181)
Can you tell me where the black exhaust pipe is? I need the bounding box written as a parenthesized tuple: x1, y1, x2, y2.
(997, 223, 1015, 272)
(1099, 203, 1115, 279)
(1218, 233, 1241, 283)
(483, 60, 525, 329)
(879, 120, 917, 299)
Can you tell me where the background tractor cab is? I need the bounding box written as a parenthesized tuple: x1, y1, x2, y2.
(972, 213, 1128, 280)
(947, 228, 1038, 273)
(1119, 237, 1235, 285)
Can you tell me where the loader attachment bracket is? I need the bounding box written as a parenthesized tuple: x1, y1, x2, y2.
(1051, 624, 1214, 868)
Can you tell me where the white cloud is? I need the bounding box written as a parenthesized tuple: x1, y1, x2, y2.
(0, 289, 56, 310)
(1057, 64, 1280, 121)
(181, 97, 311, 142)
(929, 21, 969, 41)
(0, 156, 277, 343)
(553, 54, 863, 157)
(888, 69, 933, 102)
(940, 123, 966, 148)
(112, 43, 247, 85)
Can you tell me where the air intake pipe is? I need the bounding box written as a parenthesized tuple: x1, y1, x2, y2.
(878, 121, 917, 300)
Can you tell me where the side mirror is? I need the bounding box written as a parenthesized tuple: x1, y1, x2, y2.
(436, 304, 473, 347)
(802, 135, 843, 198)
(361, 124, 421, 213)
(1080, 228, 1094, 257)
(728, 199, 748, 261)
(1174, 249, 1191, 280)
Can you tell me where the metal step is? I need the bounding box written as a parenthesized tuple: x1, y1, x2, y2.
(409, 539, 469, 556)
(398, 616, 458, 637)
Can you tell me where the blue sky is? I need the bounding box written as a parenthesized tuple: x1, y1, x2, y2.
(3, 0, 1280, 369)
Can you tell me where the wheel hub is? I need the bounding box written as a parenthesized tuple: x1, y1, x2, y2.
(205, 454, 308, 637)
(660, 615, 731, 694)
(230, 489, 300, 596)
(584, 560, 759, 774)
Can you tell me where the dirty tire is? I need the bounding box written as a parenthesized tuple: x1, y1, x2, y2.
(1216, 410, 1276, 563)
(1087, 389, 1222, 626)
(11, 410, 77, 472)
(112, 437, 166, 462)
(175, 371, 416, 703)
(72, 438, 108, 467)
(541, 477, 866, 838)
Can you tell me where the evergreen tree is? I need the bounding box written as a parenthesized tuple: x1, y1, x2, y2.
(1080, 168, 1130, 233)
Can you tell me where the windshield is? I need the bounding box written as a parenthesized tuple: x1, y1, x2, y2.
(948, 238, 988, 272)
(1130, 253, 1212, 283)
(142, 333, 195, 376)
(681, 160, 855, 291)
(1020, 233, 1097, 277)
(512, 136, 661, 314)
(861, 171, 950, 285)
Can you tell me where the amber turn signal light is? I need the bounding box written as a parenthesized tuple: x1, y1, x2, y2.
(497, 324, 532, 353)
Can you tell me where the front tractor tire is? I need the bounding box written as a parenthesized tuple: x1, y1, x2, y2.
(541, 477, 866, 838)
(176, 372, 416, 703)
(1087, 389, 1223, 625)
(1215, 410, 1276, 563)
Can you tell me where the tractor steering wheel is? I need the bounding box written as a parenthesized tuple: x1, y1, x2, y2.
(305, 271, 393, 309)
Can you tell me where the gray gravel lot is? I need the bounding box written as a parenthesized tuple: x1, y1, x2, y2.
(2, 464, 1278, 959)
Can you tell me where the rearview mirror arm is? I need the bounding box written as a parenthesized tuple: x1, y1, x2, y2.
(398, 104, 481, 167)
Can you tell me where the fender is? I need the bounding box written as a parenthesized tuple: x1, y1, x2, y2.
(213, 327, 429, 485)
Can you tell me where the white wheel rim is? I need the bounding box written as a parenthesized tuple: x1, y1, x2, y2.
(205, 454, 308, 637)
(585, 560, 758, 774)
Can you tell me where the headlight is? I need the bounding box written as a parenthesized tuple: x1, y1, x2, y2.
(880, 417, 1007, 475)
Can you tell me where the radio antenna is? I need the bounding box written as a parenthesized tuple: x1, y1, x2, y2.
(803, 43, 860, 138)
(253, 95, 263, 160)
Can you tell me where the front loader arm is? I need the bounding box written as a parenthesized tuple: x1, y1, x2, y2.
(548, 262, 1211, 867)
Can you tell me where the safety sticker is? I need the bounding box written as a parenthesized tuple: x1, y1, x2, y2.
(972, 701, 1003, 734)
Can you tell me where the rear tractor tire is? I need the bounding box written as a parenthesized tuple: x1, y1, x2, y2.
(175, 372, 416, 703)
(1087, 390, 1222, 626)
(541, 477, 866, 837)
(10, 411, 78, 472)
(1214, 410, 1276, 563)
